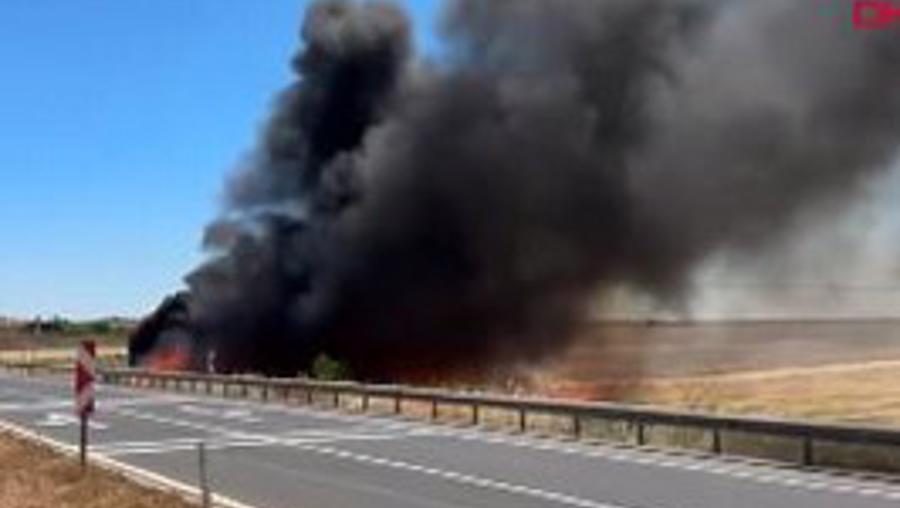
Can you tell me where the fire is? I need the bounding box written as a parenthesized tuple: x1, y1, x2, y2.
(144, 344, 192, 372)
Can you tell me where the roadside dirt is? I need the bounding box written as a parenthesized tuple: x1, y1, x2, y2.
(0, 432, 196, 508)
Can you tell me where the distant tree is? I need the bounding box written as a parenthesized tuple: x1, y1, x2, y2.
(310, 354, 353, 381)
(87, 320, 112, 335)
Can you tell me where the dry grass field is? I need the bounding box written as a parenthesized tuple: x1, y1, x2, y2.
(0, 327, 128, 352)
(0, 432, 195, 508)
(530, 320, 900, 425)
(629, 360, 900, 425)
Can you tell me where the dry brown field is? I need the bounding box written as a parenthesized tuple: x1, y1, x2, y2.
(530, 320, 900, 425)
(0, 432, 195, 508)
(0, 326, 128, 352)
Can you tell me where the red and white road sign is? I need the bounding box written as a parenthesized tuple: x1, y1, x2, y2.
(74, 340, 96, 416)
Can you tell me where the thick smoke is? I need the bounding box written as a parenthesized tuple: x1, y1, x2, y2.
(184, 0, 900, 380)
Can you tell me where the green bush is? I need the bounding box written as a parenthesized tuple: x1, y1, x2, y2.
(310, 354, 353, 381)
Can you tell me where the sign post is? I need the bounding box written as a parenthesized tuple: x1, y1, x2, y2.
(74, 340, 95, 468)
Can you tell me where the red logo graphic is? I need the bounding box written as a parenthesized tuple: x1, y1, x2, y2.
(853, 0, 900, 29)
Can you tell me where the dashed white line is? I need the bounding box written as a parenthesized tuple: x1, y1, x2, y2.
(6, 372, 900, 504)
(300, 444, 633, 508)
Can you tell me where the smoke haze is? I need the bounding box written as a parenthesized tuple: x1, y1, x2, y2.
(184, 0, 900, 380)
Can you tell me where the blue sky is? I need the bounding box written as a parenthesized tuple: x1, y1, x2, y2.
(0, 1, 443, 319)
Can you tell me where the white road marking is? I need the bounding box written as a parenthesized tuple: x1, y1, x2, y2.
(178, 404, 263, 423)
(34, 412, 108, 430)
(95, 429, 402, 457)
(191, 397, 900, 502)
(298, 443, 633, 508)
(7, 371, 900, 504)
(97, 391, 900, 503)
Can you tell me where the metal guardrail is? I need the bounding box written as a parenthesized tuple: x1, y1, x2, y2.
(96, 368, 900, 473)
(3, 363, 75, 376)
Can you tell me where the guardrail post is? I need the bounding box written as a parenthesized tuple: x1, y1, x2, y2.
(519, 408, 527, 433)
(262, 383, 269, 402)
(471, 404, 480, 426)
(635, 420, 646, 447)
(394, 393, 402, 414)
(361, 393, 370, 412)
(333, 389, 340, 408)
(712, 428, 723, 454)
(802, 435, 814, 467)
(573, 414, 582, 440)
(206, 379, 212, 395)
(431, 399, 439, 420)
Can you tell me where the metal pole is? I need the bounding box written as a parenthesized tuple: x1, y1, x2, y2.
(802, 435, 814, 467)
(198, 442, 211, 508)
(79, 414, 88, 469)
(712, 428, 723, 454)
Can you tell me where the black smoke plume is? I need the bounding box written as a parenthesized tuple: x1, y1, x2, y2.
(149, 0, 900, 380)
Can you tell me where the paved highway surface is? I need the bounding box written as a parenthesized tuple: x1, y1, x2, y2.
(1, 371, 898, 508)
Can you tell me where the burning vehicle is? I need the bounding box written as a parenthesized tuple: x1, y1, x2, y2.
(129, 292, 197, 371)
(132, 0, 900, 382)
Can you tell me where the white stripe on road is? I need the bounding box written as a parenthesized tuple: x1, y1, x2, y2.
(6, 371, 900, 504)
(94, 429, 401, 457)
(295, 443, 632, 508)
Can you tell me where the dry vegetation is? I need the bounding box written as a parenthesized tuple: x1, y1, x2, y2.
(532, 320, 900, 425)
(628, 360, 900, 426)
(0, 432, 196, 508)
(0, 327, 129, 352)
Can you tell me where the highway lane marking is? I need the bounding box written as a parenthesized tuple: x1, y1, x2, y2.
(11, 374, 900, 503)
(94, 429, 403, 456)
(0, 395, 188, 413)
(34, 412, 109, 430)
(94, 406, 410, 456)
(178, 404, 263, 423)
(294, 443, 635, 508)
(135, 394, 900, 503)
(286, 411, 900, 502)
(459, 433, 900, 500)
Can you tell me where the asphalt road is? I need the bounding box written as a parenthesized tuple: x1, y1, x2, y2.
(1, 371, 898, 508)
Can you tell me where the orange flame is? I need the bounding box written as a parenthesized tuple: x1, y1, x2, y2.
(145, 344, 192, 372)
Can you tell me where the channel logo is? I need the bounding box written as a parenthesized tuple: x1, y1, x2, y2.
(852, 1, 900, 29)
